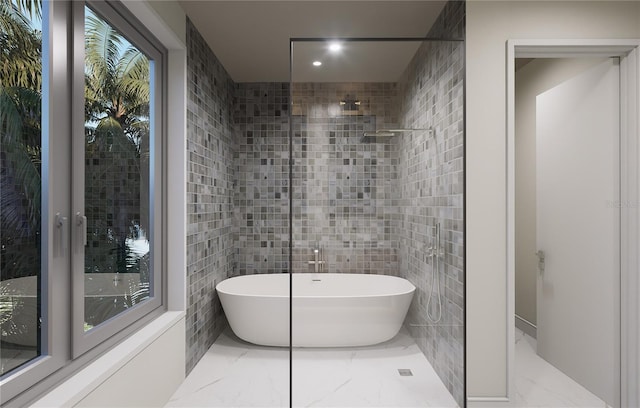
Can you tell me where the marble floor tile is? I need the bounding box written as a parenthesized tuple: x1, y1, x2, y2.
(514, 328, 608, 408)
(166, 327, 457, 408)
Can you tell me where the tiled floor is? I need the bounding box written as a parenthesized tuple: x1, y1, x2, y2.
(514, 328, 608, 408)
(166, 327, 458, 408)
(167, 326, 611, 408)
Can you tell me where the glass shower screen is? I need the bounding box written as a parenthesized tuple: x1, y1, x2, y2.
(289, 38, 465, 407)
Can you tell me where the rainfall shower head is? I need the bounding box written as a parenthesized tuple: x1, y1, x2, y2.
(360, 128, 434, 143)
(361, 130, 396, 143)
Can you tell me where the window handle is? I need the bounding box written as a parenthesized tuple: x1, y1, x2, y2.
(55, 212, 68, 256)
(76, 212, 87, 246)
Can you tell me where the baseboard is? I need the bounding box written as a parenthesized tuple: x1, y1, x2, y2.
(467, 396, 511, 407)
(515, 314, 537, 339)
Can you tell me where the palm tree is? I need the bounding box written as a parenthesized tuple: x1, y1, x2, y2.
(84, 8, 149, 148)
(83, 8, 150, 276)
(1, 2, 151, 279)
(0, 0, 42, 280)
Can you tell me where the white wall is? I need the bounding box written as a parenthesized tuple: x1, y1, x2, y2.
(146, 1, 186, 46)
(31, 314, 185, 408)
(466, 0, 640, 400)
(514, 57, 605, 330)
(514, 59, 538, 330)
(75, 317, 185, 408)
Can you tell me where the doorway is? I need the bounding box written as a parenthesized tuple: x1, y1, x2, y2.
(514, 57, 619, 407)
(506, 40, 640, 408)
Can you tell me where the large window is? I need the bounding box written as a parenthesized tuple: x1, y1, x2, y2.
(82, 6, 153, 332)
(0, 0, 43, 377)
(0, 0, 166, 402)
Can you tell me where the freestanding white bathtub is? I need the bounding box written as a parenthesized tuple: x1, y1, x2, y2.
(216, 273, 415, 347)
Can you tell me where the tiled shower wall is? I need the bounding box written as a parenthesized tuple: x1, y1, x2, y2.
(396, 0, 465, 405)
(185, 3, 465, 399)
(186, 20, 235, 374)
(232, 82, 402, 275)
(233, 83, 290, 275)
(290, 83, 400, 274)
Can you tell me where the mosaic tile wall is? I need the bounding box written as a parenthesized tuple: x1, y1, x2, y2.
(186, 19, 236, 374)
(84, 139, 145, 277)
(232, 82, 402, 275)
(396, 1, 465, 405)
(233, 83, 290, 275)
(290, 83, 400, 274)
(184, 3, 465, 398)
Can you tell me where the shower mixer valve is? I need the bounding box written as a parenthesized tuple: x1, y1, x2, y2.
(427, 223, 445, 260)
(308, 246, 325, 272)
(427, 245, 445, 260)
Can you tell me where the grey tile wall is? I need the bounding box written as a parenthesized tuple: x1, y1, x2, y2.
(185, 3, 465, 402)
(84, 140, 144, 276)
(233, 83, 290, 275)
(426, 0, 465, 40)
(232, 82, 402, 275)
(291, 83, 400, 274)
(186, 19, 236, 375)
(396, 1, 465, 405)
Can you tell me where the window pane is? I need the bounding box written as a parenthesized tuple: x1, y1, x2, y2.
(0, 0, 43, 375)
(83, 6, 151, 330)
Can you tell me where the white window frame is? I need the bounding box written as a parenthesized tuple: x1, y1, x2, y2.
(70, 0, 166, 358)
(0, 0, 167, 403)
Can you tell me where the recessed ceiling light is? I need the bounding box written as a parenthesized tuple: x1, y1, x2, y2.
(329, 42, 342, 52)
(312, 61, 322, 67)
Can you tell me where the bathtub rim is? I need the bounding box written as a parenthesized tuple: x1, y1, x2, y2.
(215, 272, 416, 299)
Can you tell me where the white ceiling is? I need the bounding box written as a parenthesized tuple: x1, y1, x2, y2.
(179, 1, 447, 83)
(291, 40, 423, 82)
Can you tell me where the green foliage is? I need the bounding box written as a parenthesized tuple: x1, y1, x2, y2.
(1, 0, 42, 280)
(2, 2, 151, 281)
(0, 0, 41, 90)
(84, 8, 150, 143)
(0, 0, 41, 20)
(83, 7, 150, 277)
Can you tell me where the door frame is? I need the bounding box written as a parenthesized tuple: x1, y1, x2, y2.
(506, 39, 640, 407)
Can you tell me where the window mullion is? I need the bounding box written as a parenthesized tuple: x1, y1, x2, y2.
(70, 0, 87, 358)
